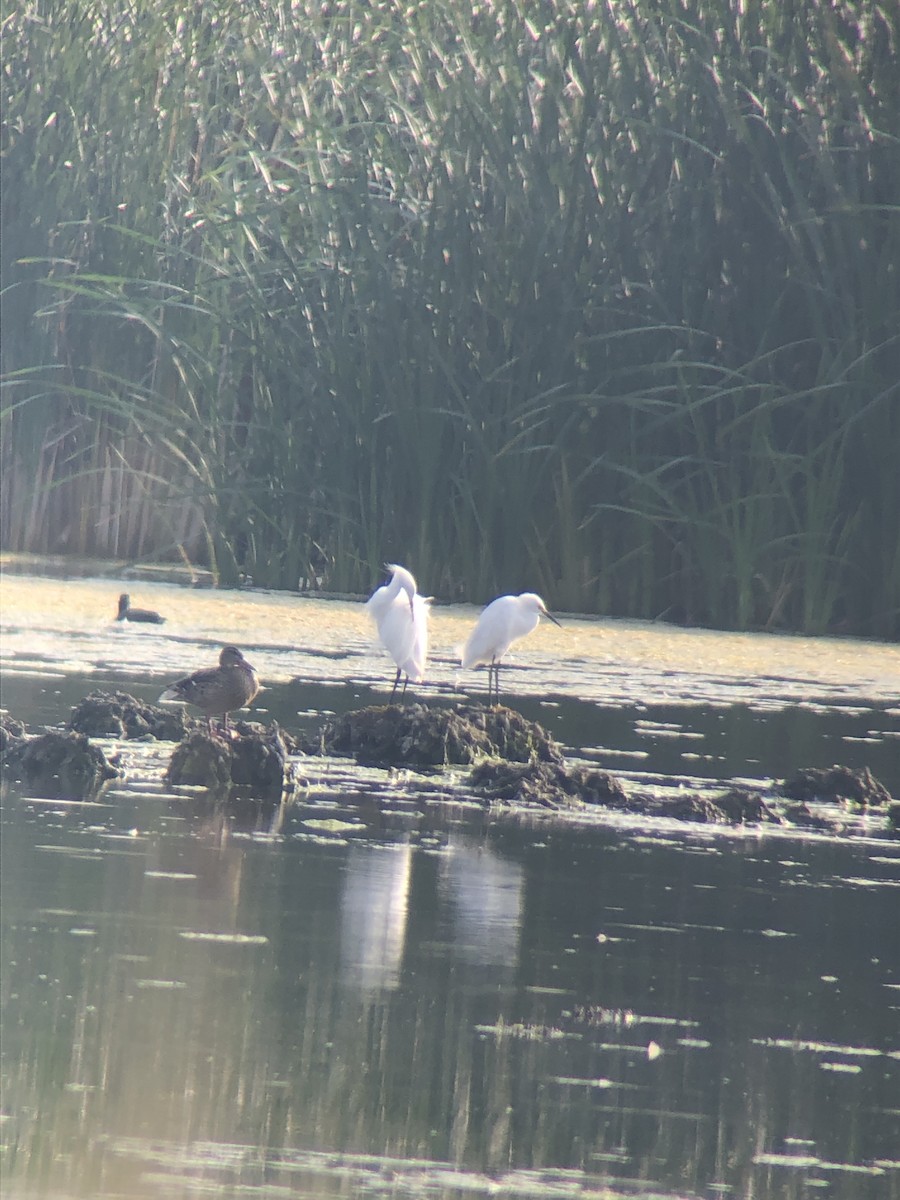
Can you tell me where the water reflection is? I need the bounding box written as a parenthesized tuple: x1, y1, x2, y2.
(340, 842, 412, 992)
(438, 838, 524, 968)
(2, 785, 897, 1200)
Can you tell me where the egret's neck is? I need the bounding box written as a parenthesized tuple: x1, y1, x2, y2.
(388, 571, 415, 604)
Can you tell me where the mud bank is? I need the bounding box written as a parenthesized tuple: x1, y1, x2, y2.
(2, 697, 895, 831)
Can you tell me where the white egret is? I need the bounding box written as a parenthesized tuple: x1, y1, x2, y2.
(365, 564, 430, 701)
(461, 592, 560, 705)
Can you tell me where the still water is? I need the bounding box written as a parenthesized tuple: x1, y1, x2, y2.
(1, 571, 899, 1199)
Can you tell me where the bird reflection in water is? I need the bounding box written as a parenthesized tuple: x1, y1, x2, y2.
(438, 838, 524, 968)
(339, 842, 414, 992)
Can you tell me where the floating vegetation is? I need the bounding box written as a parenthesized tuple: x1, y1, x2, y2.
(474, 1019, 577, 1042)
(301, 818, 364, 835)
(177, 932, 269, 946)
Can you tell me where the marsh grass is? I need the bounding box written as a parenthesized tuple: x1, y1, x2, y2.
(2, 0, 897, 634)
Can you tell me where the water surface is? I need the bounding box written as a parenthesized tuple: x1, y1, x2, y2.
(1, 571, 898, 1199)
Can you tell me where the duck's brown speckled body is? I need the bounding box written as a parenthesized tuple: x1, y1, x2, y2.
(159, 646, 259, 731)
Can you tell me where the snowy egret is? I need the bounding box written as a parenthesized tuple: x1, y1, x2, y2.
(159, 645, 259, 732)
(116, 593, 165, 623)
(365, 563, 430, 701)
(461, 592, 560, 705)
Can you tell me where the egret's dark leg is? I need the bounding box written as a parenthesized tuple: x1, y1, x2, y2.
(489, 658, 499, 706)
(401, 674, 409, 702)
(390, 667, 401, 702)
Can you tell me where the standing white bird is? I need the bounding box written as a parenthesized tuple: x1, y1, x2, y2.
(365, 564, 430, 701)
(461, 592, 560, 705)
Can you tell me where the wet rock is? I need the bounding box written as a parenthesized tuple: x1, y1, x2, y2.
(1, 731, 120, 799)
(309, 703, 563, 768)
(1, 713, 26, 753)
(470, 760, 627, 809)
(69, 690, 191, 741)
(781, 766, 893, 808)
(166, 724, 295, 798)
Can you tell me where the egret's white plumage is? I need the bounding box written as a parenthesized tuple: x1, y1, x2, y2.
(365, 563, 430, 699)
(461, 592, 560, 704)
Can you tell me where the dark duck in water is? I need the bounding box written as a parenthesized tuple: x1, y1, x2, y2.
(159, 646, 260, 732)
(116, 593, 165, 624)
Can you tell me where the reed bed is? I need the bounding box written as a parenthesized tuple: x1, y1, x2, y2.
(2, 0, 897, 636)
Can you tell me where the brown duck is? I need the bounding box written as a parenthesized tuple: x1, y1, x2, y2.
(117, 593, 165, 624)
(159, 646, 260, 731)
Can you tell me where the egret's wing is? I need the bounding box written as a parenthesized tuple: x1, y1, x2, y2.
(378, 598, 418, 671)
(401, 594, 430, 680)
(461, 596, 515, 667)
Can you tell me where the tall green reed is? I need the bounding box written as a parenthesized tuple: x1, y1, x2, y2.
(2, 0, 897, 635)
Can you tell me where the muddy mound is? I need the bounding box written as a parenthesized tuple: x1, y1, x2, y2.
(469, 761, 782, 824)
(1, 730, 120, 799)
(230, 719, 301, 756)
(782, 765, 893, 807)
(663, 787, 783, 825)
(70, 690, 191, 741)
(471, 760, 627, 808)
(166, 724, 296, 798)
(309, 703, 563, 768)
